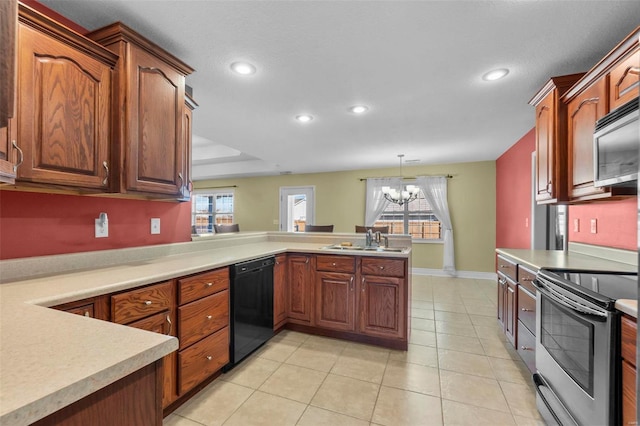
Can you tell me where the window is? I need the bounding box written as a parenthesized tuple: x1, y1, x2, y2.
(191, 190, 234, 233)
(374, 188, 441, 240)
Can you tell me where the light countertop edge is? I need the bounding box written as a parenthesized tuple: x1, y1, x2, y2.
(0, 237, 411, 425)
(615, 299, 638, 318)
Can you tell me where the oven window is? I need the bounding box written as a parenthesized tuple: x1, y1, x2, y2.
(540, 295, 595, 396)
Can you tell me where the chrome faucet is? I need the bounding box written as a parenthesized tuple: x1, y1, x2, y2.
(366, 229, 373, 247)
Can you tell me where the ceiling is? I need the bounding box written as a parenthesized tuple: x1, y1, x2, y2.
(41, 0, 640, 180)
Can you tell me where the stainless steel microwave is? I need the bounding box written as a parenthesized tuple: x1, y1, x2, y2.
(593, 97, 638, 188)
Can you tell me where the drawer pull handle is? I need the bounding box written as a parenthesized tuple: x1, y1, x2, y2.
(206, 355, 213, 361)
(498, 278, 506, 285)
(102, 161, 109, 185)
(379, 266, 384, 270)
(521, 308, 532, 312)
(521, 277, 534, 282)
(206, 282, 213, 287)
(332, 262, 336, 266)
(144, 300, 152, 306)
(350, 276, 354, 291)
(166, 315, 172, 335)
(206, 315, 212, 320)
(84, 311, 90, 317)
(499, 265, 509, 268)
(520, 346, 533, 351)
(12, 140, 23, 172)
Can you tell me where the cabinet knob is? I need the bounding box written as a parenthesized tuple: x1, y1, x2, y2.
(499, 265, 509, 268)
(379, 266, 384, 270)
(84, 311, 90, 317)
(332, 262, 336, 266)
(520, 346, 533, 351)
(206, 282, 213, 287)
(521, 308, 532, 312)
(206, 315, 212, 320)
(206, 355, 213, 361)
(144, 300, 152, 306)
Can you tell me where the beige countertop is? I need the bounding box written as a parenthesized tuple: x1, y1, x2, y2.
(0, 233, 411, 425)
(615, 299, 638, 318)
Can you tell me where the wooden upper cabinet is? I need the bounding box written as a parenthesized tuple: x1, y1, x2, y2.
(87, 23, 194, 198)
(178, 93, 198, 201)
(609, 45, 640, 110)
(0, 0, 17, 184)
(529, 74, 584, 204)
(12, 5, 116, 190)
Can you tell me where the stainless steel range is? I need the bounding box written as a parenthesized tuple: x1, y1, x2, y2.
(533, 268, 637, 425)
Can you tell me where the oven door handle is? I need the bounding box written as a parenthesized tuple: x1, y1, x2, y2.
(537, 281, 608, 320)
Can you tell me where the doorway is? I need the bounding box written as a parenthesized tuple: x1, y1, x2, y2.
(279, 186, 315, 232)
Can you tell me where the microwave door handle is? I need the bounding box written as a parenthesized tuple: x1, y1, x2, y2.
(537, 282, 608, 320)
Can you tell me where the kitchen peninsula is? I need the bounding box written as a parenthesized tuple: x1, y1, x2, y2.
(0, 232, 411, 425)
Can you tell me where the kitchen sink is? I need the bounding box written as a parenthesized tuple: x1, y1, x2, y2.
(321, 245, 407, 253)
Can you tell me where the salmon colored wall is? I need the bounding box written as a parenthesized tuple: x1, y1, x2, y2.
(496, 128, 535, 249)
(0, 191, 192, 260)
(568, 198, 637, 251)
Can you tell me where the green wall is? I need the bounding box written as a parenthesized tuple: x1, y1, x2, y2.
(195, 160, 496, 272)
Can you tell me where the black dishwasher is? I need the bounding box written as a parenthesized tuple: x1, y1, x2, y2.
(227, 256, 275, 370)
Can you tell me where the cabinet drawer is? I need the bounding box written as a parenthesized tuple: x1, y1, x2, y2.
(178, 290, 229, 349)
(517, 286, 536, 334)
(179, 326, 229, 394)
(517, 265, 537, 294)
(316, 255, 356, 273)
(517, 321, 536, 374)
(361, 257, 405, 278)
(63, 304, 95, 318)
(496, 255, 517, 281)
(112, 281, 173, 325)
(621, 315, 637, 366)
(179, 268, 229, 305)
(128, 310, 172, 336)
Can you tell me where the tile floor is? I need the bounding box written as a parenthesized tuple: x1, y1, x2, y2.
(164, 275, 544, 426)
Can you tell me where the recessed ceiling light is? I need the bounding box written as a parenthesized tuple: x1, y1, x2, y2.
(296, 114, 313, 123)
(482, 68, 509, 81)
(230, 62, 256, 75)
(349, 105, 369, 114)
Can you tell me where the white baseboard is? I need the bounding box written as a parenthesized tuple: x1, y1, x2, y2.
(412, 268, 497, 281)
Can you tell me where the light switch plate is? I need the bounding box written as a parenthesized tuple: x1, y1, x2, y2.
(573, 219, 580, 232)
(151, 218, 161, 235)
(590, 219, 597, 234)
(95, 219, 108, 238)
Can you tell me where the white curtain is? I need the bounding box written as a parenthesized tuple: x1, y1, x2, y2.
(365, 178, 400, 226)
(416, 176, 456, 275)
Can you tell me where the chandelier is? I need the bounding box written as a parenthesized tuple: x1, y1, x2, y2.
(381, 154, 420, 206)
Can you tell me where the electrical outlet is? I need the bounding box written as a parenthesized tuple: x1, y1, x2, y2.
(525, 218, 529, 228)
(95, 214, 108, 238)
(573, 219, 580, 232)
(590, 219, 597, 234)
(151, 218, 161, 235)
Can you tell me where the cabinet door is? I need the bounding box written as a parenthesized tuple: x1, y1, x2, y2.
(16, 22, 111, 189)
(609, 47, 640, 110)
(0, 0, 17, 183)
(497, 275, 506, 331)
(534, 92, 556, 203)
(505, 279, 517, 346)
(567, 79, 608, 201)
(287, 254, 312, 323)
(359, 275, 405, 339)
(0, 118, 18, 183)
(178, 95, 195, 201)
(125, 46, 185, 195)
(315, 272, 356, 331)
(273, 254, 288, 328)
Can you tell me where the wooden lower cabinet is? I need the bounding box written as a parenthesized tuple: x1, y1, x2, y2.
(178, 327, 229, 395)
(287, 254, 313, 323)
(52, 295, 110, 321)
(359, 275, 405, 339)
(32, 361, 163, 426)
(505, 278, 517, 345)
(497, 274, 507, 331)
(273, 254, 288, 329)
(621, 315, 637, 426)
(315, 271, 356, 331)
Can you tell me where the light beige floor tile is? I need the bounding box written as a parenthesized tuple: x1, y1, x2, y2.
(256, 339, 300, 362)
(473, 324, 506, 340)
(499, 381, 542, 420)
(442, 399, 516, 425)
(285, 345, 341, 372)
(411, 318, 436, 331)
(439, 370, 510, 413)
(341, 342, 390, 362)
(470, 314, 500, 327)
(411, 300, 434, 310)
(435, 321, 477, 337)
(461, 297, 495, 307)
(434, 302, 467, 313)
(162, 414, 203, 426)
(258, 364, 327, 403)
(221, 357, 281, 389)
(409, 329, 437, 347)
(331, 353, 387, 383)
(434, 311, 472, 324)
(297, 406, 369, 426)
(388, 343, 438, 367)
(223, 390, 306, 426)
(271, 330, 309, 344)
(310, 374, 379, 421)
(465, 304, 498, 317)
(411, 307, 435, 319)
(372, 386, 443, 426)
(480, 338, 520, 360)
(174, 380, 253, 426)
(513, 415, 547, 425)
(489, 357, 532, 385)
(438, 349, 495, 378)
(382, 360, 440, 396)
(303, 335, 348, 352)
(436, 333, 485, 355)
